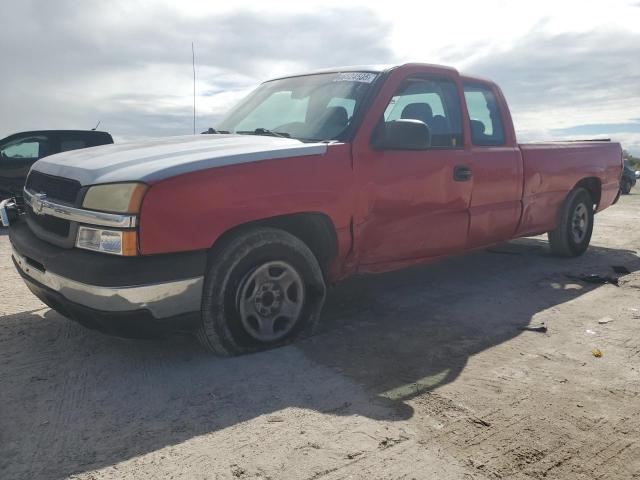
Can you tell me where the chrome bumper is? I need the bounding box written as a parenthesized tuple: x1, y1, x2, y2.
(12, 248, 203, 319)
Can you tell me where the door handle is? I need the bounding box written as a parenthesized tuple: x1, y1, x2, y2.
(453, 165, 472, 182)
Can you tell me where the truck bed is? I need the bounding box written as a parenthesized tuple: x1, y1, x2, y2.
(516, 140, 622, 237)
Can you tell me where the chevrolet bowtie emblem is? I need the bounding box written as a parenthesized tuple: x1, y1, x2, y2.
(32, 193, 47, 215)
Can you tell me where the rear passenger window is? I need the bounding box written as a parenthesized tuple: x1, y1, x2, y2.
(382, 76, 463, 148)
(463, 83, 505, 146)
(60, 139, 88, 151)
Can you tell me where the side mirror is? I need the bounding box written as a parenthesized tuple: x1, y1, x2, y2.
(372, 119, 431, 150)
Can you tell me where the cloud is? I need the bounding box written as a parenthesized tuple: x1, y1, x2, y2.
(552, 122, 640, 135)
(1, 1, 639, 155)
(459, 27, 640, 153)
(0, 1, 394, 139)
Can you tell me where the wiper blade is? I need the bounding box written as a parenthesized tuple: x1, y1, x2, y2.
(201, 128, 230, 134)
(236, 128, 291, 138)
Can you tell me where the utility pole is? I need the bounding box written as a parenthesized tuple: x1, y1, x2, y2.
(192, 41, 196, 135)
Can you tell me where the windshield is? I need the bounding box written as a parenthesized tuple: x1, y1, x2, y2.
(217, 72, 378, 142)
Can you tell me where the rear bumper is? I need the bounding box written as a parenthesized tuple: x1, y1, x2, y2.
(9, 219, 206, 336)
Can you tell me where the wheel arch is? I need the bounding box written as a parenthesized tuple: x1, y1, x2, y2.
(573, 177, 601, 207)
(208, 212, 339, 279)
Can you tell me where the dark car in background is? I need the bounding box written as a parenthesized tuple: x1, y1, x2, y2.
(0, 130, 113, 200)
(621, 161, 637, 194)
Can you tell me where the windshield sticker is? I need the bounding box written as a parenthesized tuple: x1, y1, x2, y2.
(333, 72, 377, 83)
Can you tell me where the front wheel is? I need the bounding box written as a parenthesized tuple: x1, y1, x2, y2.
(197, 227, 326, 356)
(547, 188, 594, 257)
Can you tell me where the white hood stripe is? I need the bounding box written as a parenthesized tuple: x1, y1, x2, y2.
(31, 135, 328, 186)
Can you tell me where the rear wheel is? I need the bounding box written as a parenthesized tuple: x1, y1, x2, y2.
(620, 178, 632, 195)
(547, 188, 594, 257)
(197, 227, 326, 356)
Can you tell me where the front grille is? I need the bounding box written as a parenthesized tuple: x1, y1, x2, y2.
(26, 171, 82, 204)
(26, 204, 71, 237)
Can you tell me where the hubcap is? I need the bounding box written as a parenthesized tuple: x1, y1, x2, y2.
(237, 261, 305, 342)
(571, 203, 589, 243)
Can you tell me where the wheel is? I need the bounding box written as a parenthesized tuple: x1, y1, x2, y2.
(198, 227, 326, 355)
(620, 178, 632, 195)
(547, 188, 594, 257)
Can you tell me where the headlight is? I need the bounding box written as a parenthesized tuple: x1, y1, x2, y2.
(76, 226, 138, 256)
(82, 183, 147, 214)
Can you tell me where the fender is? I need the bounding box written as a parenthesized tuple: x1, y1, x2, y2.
(138, 143, 355, 265)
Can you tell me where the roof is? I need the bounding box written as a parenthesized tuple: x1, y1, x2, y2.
(266, 64, 394, 82)
(266, 63, 481, 83)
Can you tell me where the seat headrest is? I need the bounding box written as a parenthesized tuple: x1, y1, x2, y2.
(322, 106, 348, 125)
(401, 103, 433, 124)
(470, 119, 485, 137)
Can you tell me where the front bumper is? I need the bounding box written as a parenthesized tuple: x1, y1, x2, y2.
(9, 219, 206, 337)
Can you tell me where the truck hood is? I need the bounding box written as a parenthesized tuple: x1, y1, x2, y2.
(31, 134, 328, 186)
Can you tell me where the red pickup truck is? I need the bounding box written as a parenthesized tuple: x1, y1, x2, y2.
(4, 63, 623, 355)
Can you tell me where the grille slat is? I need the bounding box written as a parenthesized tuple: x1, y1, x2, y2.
(26, 171, 81, 204)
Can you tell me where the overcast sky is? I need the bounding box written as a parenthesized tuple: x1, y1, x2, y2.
(1, 0, 639, 153)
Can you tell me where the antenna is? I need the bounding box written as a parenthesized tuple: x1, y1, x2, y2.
(192, 41, 196, 135)
(91, 121, 101, 131)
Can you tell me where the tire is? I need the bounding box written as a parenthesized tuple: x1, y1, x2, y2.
(197, 227, 326, 356)
(547, 188, 594, 257)
(620, 178, 632, 195)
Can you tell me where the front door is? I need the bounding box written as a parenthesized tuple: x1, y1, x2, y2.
(352, 69, 473, 268)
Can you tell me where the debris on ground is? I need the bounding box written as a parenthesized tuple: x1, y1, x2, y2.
(266, 416, 285, 423)
(565, 273, 620, 286)
(230, 465, 247, 478)
(520, 324, 548, 333)
(598, 317, 613, 324)
(378, 435, 409, 450)
(592, 348, 603, 358)
(468, 416, 491, 427)
(585, 329, 597, 335)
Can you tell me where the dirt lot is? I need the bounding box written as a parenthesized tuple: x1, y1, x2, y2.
(1, 195, 640, 480)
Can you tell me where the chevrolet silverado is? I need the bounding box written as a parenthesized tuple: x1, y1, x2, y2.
(2, 63, 623, 355)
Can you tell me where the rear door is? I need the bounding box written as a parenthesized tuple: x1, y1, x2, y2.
(0, 134, 51, 198)
(462, 81, 523, 247)
(352, 67, 473, 267)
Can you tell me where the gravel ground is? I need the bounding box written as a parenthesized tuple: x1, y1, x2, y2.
(1, 194, 640, 480)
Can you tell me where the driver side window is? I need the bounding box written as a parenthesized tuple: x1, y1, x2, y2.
(378, 76, 463, 149)
(1, 137, 48, 162)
